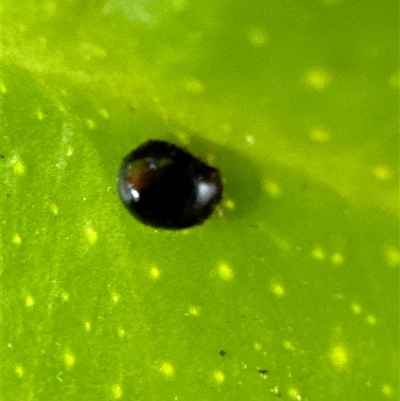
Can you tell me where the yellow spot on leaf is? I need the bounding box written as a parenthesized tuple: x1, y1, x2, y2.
(85, 226, 98, 245)
(50, 204, 59, 215)
(37, 109, 47, 120)
(1, 82, 7, 94)
(351, 302, 362, 314)
(271, 282, 285, 297)
(188, 305, 200, 316)
(283, 340, 295, 351)
(288, 387, 301, 399)
(329, 345, 349, 370)
(184, 78, 205, 94)
(373, 165, 393, 181)
(245, 134, 255, 145)
(254, 342, 262, 351)
(84, 321, 91, 332)
(331, 252, 344, 265)
(382, 384, 394, 397)
(385, 246, 399, 267)
(160, 361, 175, 377)
(213, 370, 225, 384)
(218, 262, 234, 280)
(112, 383, 123, 399)
(13, 159, 26, 175)
(311, 247, 326, 260)
(263, 180, 282, 198)
(26, 295, 34, 307)
(306, 68, 331, 91)
(150, 266, 161, 280)
(99, 108, 110, 120)
(12, 233, 22, 245)
(309, 127, 330, 143)
(86, 118, 96, 130)
(366, 314, 377, 325)
(64, 352, 75, 368)
(111, 292, 121, 304)
(117, 327, 126, 338)
(223, 199, 235, 210)
(15, 365, 24, 377)
(61, 291, 69, 302)
(248, 28, 268, 47)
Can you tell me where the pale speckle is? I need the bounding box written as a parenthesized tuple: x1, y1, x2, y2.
(99, 108, 110, 120)
(66, 146, 74, 156)
(61, 291, 70, 302)
(117, 327, 126, 337)
(331, 252, 344, 266)
(382, 384, 394, 397)
(254, 342, 262, 351)
(150, 266, 161, 280)
(160, 361, 175, 377)
(36, 108, 47, 120)
(221, 124, 232, 134)
(13, 158, 26, 175)
(283, 340, 295, 351)
(271, 386, 281, 396)
(175, 131, 190, 146)
(184, 78, 205, 94)
(205, 152, 216, 166)
(311, 246, 326, 260)
(366, 314, 377, 325)
(50, 204, 59, 215)
(172, 0, 186, 12)
(81, 43, 107, 60)
(373, 165, 393, 181)
(245, 134, 255, 145)
(351, 302, 362, 314)
(64, 351, 75, 368)
(86, 118, 96, 130)
(223, 198, 235, 210)
(12, 233, 22, 245)
(288, 387, 301, 400)
(187, 305, 200, 316)
(328, 344, 349, 370)
(112, 383, 123, 399)
(305, 68, 331, 91)
(84, 321, 91, 332)
(1, 82, 7, 94)
(271, 282, 285, 297)
(218, 262, 234, 281)
(263, 179, 282, 198)
(85, 226, 98, 245)
(15, 365, 24, 378)
(213, 370, 225, 385)
(111, 292, 121, 304)
(26, 295, 35, 307)
(56, 159, 67, 170)
(309, 127, 330, 143)
(389, 70, 399, 89)
(247, 28, 268, 47)
(385, 246, 399, 267)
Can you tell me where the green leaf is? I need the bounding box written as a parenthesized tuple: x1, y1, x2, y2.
(3, 1, 399, 400)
